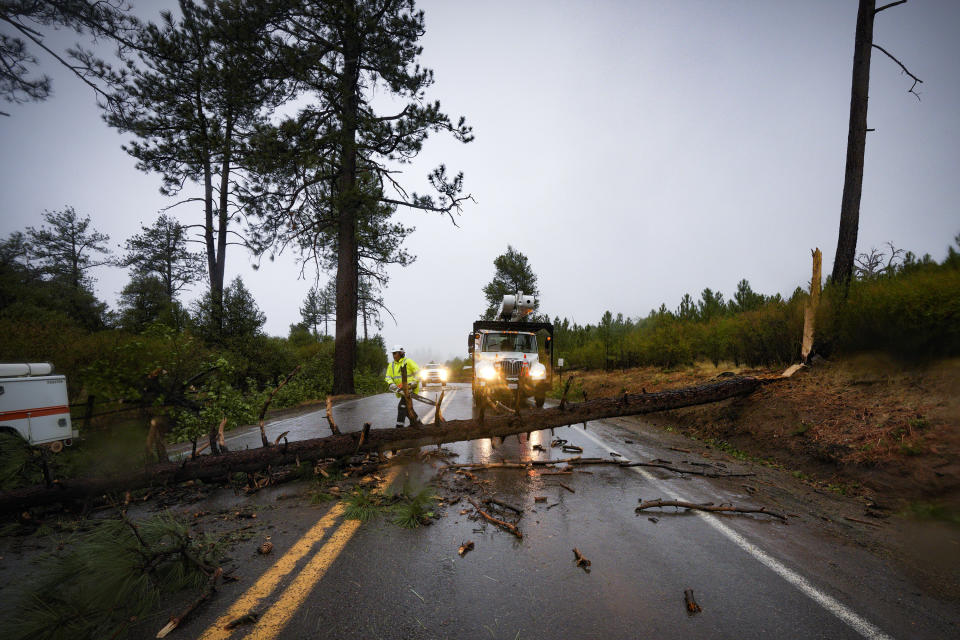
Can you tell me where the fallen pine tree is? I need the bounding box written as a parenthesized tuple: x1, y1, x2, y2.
(0, 376, 761, 513)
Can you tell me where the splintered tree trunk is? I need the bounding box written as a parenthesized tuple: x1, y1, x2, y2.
(801, 248, 823, 362)
(0, 377, 760, 512)
(831, 0, 876, 289)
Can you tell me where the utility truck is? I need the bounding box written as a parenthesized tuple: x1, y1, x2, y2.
(0, 363, 77, 452)
(468, 293, 554, 408)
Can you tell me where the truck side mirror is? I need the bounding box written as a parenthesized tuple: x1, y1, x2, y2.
(467, 333, 474, 354)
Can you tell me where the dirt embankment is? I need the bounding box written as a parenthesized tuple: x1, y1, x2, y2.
(564, 354, 960, 512)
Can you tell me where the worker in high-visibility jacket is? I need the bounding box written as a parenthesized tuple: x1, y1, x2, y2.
(384, 344, 421, 428)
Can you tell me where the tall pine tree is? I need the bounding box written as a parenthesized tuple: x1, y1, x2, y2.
(246, 0, 472, 394)
(482, 246, 540, 320)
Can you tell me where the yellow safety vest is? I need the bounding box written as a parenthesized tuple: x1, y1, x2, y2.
(385, 357, 420, 397)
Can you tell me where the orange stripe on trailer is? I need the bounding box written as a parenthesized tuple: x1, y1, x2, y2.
(0, 405, 71, 421)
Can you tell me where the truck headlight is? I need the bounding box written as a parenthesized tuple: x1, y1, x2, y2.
(477, 362, 498, 381)
(529, 363, 546, 379)
(440, 368, 449, 381)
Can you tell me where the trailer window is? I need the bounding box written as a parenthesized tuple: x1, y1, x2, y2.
(482, 333, 537, 353)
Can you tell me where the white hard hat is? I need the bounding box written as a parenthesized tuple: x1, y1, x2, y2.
(391, 344, 405, 353)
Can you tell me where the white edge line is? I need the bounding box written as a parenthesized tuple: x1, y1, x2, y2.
(575, 424, 895, 640)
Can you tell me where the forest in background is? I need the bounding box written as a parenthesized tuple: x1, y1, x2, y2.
(448, 236, 960, 376)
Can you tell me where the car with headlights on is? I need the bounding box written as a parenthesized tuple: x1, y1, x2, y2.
(419, 362, 449, 388)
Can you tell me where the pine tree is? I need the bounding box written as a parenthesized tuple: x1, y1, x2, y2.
(697, 288, 726, 323)
(118, 214, 204, 304)
(300, 284, 323, 337)
(101, 1, 288, 333)
(729, 279, 765, 313)
(0, 0, 138, 115)
(482, 246, 540, 320)
(26, 206, 111, 293)
(245, 0, 472, 394)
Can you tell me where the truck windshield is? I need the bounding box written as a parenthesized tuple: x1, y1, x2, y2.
(482, 332, 537, 353)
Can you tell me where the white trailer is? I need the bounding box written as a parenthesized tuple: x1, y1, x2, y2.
(0, 363, 77, 452)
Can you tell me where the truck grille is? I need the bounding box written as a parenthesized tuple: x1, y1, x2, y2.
(496, 360, 524, 377)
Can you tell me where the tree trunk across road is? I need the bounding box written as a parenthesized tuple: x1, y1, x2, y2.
(0, 377, 761, 513)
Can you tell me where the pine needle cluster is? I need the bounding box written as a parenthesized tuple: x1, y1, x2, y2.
(6, 512, 224, 640)
(343, 488, 381, 523)
(388, 481, 437, 529)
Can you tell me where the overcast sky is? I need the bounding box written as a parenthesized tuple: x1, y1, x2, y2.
(1, 0, 958, 365)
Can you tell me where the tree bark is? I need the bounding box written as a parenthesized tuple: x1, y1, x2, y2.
(831, 0, 876, 289)
(0, 377, 760, 513)
(332, 10, 361, 395)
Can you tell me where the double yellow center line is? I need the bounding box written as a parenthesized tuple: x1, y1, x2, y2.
(200, 467, 401, 640)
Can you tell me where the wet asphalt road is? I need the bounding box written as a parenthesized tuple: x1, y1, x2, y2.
(176, 384, 957, 640)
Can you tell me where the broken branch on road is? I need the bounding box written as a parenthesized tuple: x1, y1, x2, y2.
(468, 497, 523, 539)
(156, 566, 223, 638)
(620, 460, 755, 478)
(573, 548, 591, 571)
(636, 499, 787, 522)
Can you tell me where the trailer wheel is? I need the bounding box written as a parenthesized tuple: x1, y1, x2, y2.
(48, 440, 64, 453)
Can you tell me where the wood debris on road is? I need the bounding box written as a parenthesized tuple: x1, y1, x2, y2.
(684, 589, 702, 614)
(467, 498, 523, 539)
(484, 497, 523, 514)
(572, 548, 591, 571)
(636, 499, 787, 521)
(458, 541, 475, 557)
(156, 566, 223, 637)
(554, 481, 575, 494)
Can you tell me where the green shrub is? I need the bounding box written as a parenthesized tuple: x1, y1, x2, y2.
(822, 269, 960, 358)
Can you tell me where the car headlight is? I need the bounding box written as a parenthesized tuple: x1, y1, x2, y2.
(477, 362, 498, 381)
(419, 371, 427, 380)
(440, 368, 449, 381)
(529, 362, 547, 379)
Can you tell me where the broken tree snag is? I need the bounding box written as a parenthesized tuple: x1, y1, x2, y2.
(684, 589, 702, 614)
(258, 365, 302, 446)
(801, 248, 822, 363)
(0, 377, 762, 513)
(468, 498, 523, 539)
(400, 367, 422, 426)
(572, 548, 591, 571)
(355, 423, 371, 453)
(635, 499, 787, 522)
(435, 389, 445, 423)
(217, 417, 229, 453)
(325, 397, 340, 435)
